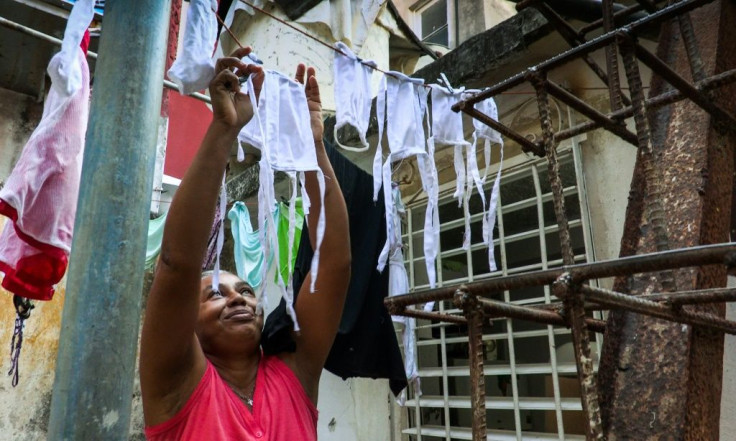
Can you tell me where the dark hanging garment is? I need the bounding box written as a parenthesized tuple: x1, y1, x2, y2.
(261, 141, 407, 396)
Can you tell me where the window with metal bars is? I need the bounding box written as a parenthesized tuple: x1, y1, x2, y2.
(399, 147, 602, 441)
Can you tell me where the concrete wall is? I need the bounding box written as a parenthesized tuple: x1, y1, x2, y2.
(0, 217, 64, 440)
(0, 87, 43, 183)
(0, 88, 51, 438)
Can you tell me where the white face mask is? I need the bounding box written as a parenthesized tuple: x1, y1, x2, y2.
(372, 72, 441, 292)
(429, 84, 467, 147)
(167, 0, 218, 96)
(240, 71, 326, 332)
(333, 42, 376, 152)
(464, 92, 504, 273)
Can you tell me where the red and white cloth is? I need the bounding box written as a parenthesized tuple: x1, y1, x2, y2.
(0, 8, 93, 300)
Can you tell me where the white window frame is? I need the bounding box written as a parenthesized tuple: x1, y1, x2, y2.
(411, 0, 456, 49)
(396, 107, 603, 440)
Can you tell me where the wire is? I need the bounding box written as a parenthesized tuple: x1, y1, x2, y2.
(234, 0, 433, 87)
(213, 7, 246, 49)
(231, 1, 639, 97)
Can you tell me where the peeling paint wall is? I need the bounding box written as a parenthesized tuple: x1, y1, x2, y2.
(0, 87, 57, 439)
(0, 220, 65, 440)
(0, 87, 43, 183)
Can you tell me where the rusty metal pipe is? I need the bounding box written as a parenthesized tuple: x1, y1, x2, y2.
(554, 68, 736, 142)
(651, 287, 736, 305)
(458, 106, 544, 156)
(478, 297, 607, 333)
(453, 0, 715, 110)
(454, 291, 488, 441)
(602, 0, 626, 112)
(532, 72, 605, 439)
(383, 243, 736, 309)
(534, 2, 632, 107)
(677, 12, 707, 82)
(629, 38, 736, 127)
(545, 81, 637, 144)
(579, 285, 736, 334)
(537, 287, 736, 313)
(390, 308, 468, 325)
(479, 297, 568, 324)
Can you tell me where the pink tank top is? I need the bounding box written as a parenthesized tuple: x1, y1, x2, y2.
(145, 356, 318, 440)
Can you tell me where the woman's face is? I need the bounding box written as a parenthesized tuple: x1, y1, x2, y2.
(195, 271, 263, 355)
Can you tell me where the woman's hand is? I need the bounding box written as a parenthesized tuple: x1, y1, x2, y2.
(295, 64, 323, 144)
(209, 47, 264, 133)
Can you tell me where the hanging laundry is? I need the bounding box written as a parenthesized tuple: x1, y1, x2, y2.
(373, 71, 440, 290)
(387, 187, 409, 303)
(430, 83, 486, 254)
(0, 0, 93, 388)
(262, 142, 407, 396)
(239, 71, 326, 331)
(228, 201, 274, 290)
(0, 1, 95, 301)
(168, 0, 218, 95)
(332, 41, 376, 152)
(386, 186, 420, 403)
(275, 198, 304, 286)
(465, 92, 504, 272)
(146, 213, 167, 271)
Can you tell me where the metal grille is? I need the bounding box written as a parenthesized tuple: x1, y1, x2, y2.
(401, 143, 601, 440)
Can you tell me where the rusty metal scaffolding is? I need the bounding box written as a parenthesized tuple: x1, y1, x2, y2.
(385, 0, 736, 439)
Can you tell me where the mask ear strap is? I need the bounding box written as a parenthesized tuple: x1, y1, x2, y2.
(376, 154, 393, 272)
(211, 174, 227, 289)
(285, 172, 300, 331)
(308, 170, 327, 293)
(486, 141, 504, 272)
(334, 124, 371, 152)
(422, 88, 440, 291)
(372, 75, 387, 202)
(466, 134, 486, 250)
(249, 75, 272, 315)
(452, 145, 466, 205)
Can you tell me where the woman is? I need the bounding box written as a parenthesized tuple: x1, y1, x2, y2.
(139, 47, 351, 440)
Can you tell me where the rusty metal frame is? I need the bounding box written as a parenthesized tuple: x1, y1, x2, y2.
(388, 1, 736, 439)
(387, 243, 736, 439)
(450, 0, 736, 158)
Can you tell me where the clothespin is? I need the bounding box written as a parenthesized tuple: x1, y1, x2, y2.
(438, 73, 454, 93)
(247, 52, 263, 65)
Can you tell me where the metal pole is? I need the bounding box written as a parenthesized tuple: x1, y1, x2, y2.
(383, 242, 736, 309)
(452, 0, 715, 109)
(577, 284, 736, 334)
(454, 290, 488, 441)
(47, 1, 171, 439)
(553, 68, 736, 143)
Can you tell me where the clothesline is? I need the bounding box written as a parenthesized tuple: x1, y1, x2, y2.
(234, 0, 426, 87)
(227, 1, 647, 97)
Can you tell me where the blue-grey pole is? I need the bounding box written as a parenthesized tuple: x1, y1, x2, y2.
(47, 0, 171, 439)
